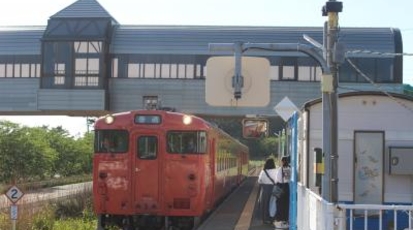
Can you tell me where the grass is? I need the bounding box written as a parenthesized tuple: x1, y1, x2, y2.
(0, 187, 97, 230)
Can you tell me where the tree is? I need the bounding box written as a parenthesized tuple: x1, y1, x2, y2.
(258, 137, 278, 158)
(45, 127, 92, 176)
(75, 132, 94, 174)
(0, 121, 57, 183)
(0, 120, 94, 183)
(404, 84, 413, 97)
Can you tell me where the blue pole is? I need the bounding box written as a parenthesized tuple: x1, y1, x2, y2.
(289, 112, 298, 230)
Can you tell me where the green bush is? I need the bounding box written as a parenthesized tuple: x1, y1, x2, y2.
(32, 208, 55, 230)
(53, 218, 97, 230)
(0, 212, 9, 230)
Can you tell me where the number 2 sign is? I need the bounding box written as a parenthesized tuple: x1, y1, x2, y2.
(5, 186, 24, 203)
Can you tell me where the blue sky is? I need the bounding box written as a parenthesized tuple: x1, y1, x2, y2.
(0, 0, 412, 134)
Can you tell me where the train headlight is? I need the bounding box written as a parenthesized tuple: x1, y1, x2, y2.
(183, 115, 192, 125)
(104, 114, 114, 124)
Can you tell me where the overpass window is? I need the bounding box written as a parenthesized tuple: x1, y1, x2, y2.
(126, 62, 197, 79)
(298, 66, 310, 81)
(1, 61, 48, 78)
(128, 63, 152, 78)
(74, 76, 99, 86)
(0, 64, 4, 77)
(54, 63, 65, 85)
(112, 58, 118, 78)
(203, 66, 207, 78)
(6, 64, 12, 77)
(14, 64, 20, 77)
(75, 58, 99, 75)
(186, 64, 194, 79)
(339, 60, 357, 82)
(55, 63, 65, 75)
(177, 64, 185, 78)
(74, 41, 102, 53)
(339, 57, 395, 83)
(128, 63, 140, 78)
(161, 64, 170, 78)
(21, 64, 29, 78)
(0, 63, 41, 78)
(54, 76, 64, 85)
(282, 65, 295, 80)
(28, 64, 33, 78)
(196, 64, 202, 78)
(145, 64, 155, 78)
(376, 59, 393, 82)
(73, 41, 101, 87)
(296, 57, 321, 82)
(298, 66, 321, 81)
(270, 66, 280, 80)
(128, 63, 145, 78)
(314, 66, 322, 81)
(32, 64, 40, 78)
(170, 64, 177, 78)
(75, 58, 99, 86)
(356, 58, 374, 83)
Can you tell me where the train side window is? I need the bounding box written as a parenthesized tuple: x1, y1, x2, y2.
(95, 130, 128, 153)
(137, 136, 157, 159)
(166, 131, 206, 154)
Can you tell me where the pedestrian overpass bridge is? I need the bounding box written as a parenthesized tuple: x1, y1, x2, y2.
(0, 0, 404, 118)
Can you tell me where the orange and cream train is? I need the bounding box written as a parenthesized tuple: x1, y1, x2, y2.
(93, 109, 249, 230)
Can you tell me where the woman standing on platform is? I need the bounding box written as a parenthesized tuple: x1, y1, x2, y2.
(274, 156, 291, 229)
(257, 158, 278, 224)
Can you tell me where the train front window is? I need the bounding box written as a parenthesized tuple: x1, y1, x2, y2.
(167, 131, 206, 154)
(137, 136, 157, 159)
(95, 130, 128, 153)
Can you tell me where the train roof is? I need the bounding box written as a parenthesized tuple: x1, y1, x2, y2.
(302, 91, 413, 110)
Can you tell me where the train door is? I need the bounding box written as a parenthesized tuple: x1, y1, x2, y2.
(354, 131, 384, 214)
(133, 133, 161, 212)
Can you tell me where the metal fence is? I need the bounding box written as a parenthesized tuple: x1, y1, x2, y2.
(297, 183, 413, 230)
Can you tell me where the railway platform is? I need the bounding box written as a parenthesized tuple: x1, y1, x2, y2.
(197, 176, 277, 230)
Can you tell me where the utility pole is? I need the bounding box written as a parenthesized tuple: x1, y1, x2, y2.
(321, 0, 342, 203)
